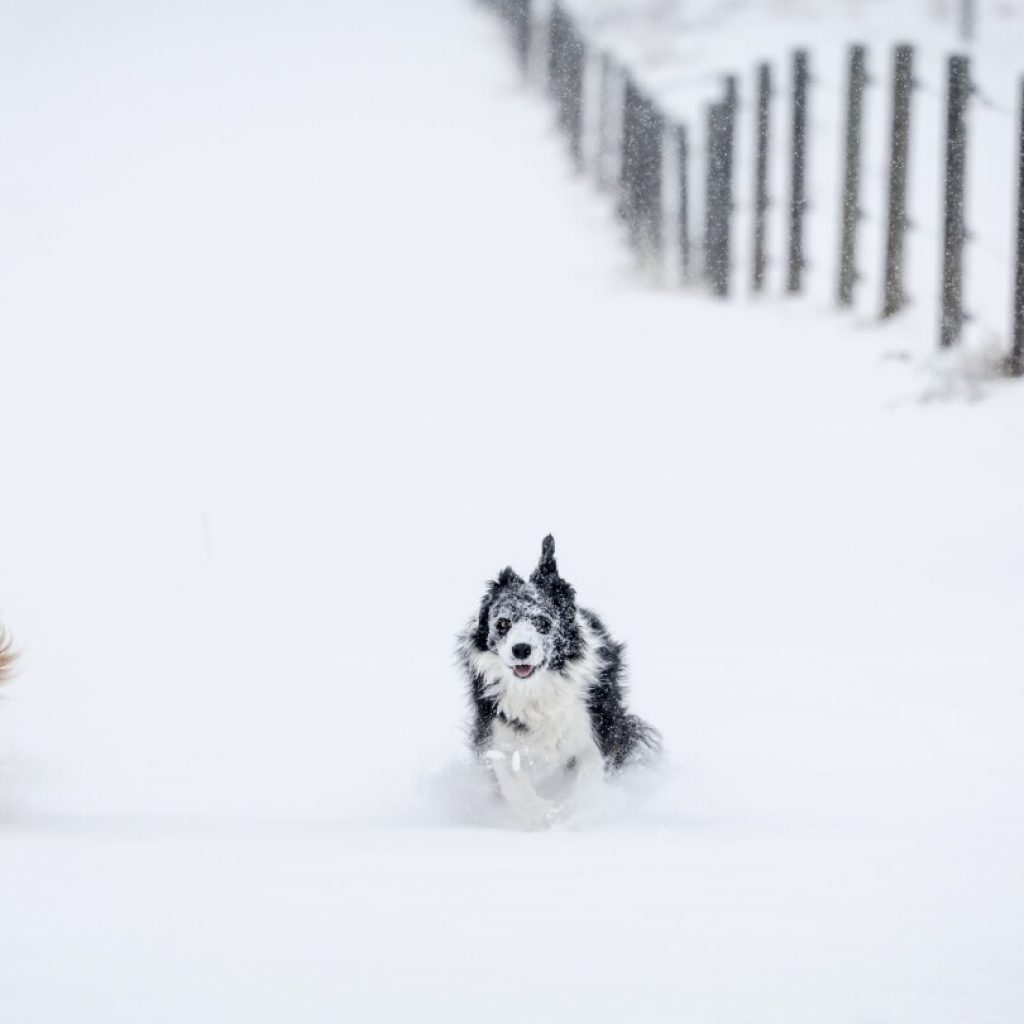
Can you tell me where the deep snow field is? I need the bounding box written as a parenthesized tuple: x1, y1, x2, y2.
(1, 1, 1023, 1021)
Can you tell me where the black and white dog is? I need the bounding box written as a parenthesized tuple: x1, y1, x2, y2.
(458, 536, 660, 828)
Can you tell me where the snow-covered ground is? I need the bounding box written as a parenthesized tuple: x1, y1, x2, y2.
(1, 1, 1022, 1020)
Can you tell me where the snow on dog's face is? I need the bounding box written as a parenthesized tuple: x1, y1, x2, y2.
(471, 535, 582, 679)
(483, 583, 556, 679)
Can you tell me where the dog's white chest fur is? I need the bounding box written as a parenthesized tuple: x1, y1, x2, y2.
(493, 672, 597, 769)
(463, 616, 604, 774)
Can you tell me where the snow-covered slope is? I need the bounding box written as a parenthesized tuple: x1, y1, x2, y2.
(0, 1, 1022, 1021)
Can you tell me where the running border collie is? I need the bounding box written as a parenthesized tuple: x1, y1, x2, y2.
(457, 536, 659, 828)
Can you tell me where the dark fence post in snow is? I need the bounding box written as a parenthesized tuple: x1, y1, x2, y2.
(676, 124, 691, 283)
(642, 94, 664, 270)
(547, 4, 584, 171)
(704, 102, 722, 289)
(625, 88, 663, 268)
(837, 44, 867, 307)
(597, 54, 616, 191)
(940, 55, 970, 349)
(636, 92, 652, 259)
(632, 90, 646, 253)
(752, 63, 771, 293)
(704, 101, 720, 283)
(1010, 78, 1024, 376)
(787, 50, 809, 293)
(555, 6, 570, 131)
(548, 3, 566, 109)
(513, 0, 531, 76)
(620, 76, 640, 248)
(571, 23, 587, 172)
(493, 0, 528, 72)
(721, 76, 737, 295)
(882, 44, 915, 318)
(562, 14, 586, 171)
(704, 78, 736, 297)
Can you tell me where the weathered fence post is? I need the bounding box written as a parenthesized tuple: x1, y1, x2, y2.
(1010, 78, 1024, 376)
(705, 103, 722, 289)
(547, 4, 585, 171)
(940, 55, 970, 348)
(548, 3, 566, 108)
(721, 76, 737, 295)
(565, 18, 586, 171)
(837, 45, 867, 307)
(752, 63, 771, 293)
(640, 93, 664, 270)
(882, 44, 915, 318)
(620, 75, 640, 247)
(596, 54, 616, 190)
(787, 50, 809, 293)
(704, 102, 719, 283)
(509, 0, 531, 75)
(676, 124, 691, 283)
(704, 78, 736, 296)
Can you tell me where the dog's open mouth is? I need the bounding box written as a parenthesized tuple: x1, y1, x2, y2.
(512, 665, 536, 679)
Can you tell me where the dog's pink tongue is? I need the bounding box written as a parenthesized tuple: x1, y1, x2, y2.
(513, 665, 534, 679)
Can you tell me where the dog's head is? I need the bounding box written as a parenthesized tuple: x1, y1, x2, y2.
(470, 535, 582, 678)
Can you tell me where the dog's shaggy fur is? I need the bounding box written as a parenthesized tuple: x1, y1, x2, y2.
(457, 536, 659, 827)
(0, 625, 16, 686)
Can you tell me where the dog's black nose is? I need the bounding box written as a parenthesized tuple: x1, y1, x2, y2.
(511, 643, 532, 661)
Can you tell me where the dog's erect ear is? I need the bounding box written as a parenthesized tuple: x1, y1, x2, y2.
(530, 534, 575, 610)
(533, 535, 558, 581)
(530, 536, 581, 666)
(497, 566, 524, 588)
(530, 534, 563, 591)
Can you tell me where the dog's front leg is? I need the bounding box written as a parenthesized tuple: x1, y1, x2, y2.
(486, 749, 556, 830)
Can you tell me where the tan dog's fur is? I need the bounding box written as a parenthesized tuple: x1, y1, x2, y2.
(0, 626, 16, 685)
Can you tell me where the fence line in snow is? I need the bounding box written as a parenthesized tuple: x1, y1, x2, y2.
(480, 0, 1024, 378)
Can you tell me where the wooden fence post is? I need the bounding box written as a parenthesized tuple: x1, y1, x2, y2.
(638, 93, 664, 269)
(837, 45, 866, 307)
(704, 101, 720, 284)
(1010, 78, 1024, 376)
(596, 54, 616, 191)
(676, 124, 691, 283)
(546, 5, 585, 171)
(620, 75, 640, 247)
(722, 76, 737, 295)
(502, 0, 531, 75)
(882, 44, 915, 318)
(752, 63, 771, 293)
(548, 3, 566, 107)
(787, 50, 809, 293)
(940, 55, 970, 348)
(704, 79, 736, 296)
(622, 87, 660, 267)
(564, 16, 586, 171)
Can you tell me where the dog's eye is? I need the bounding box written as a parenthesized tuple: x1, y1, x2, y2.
(495, 618, 511, 636)
(534, 617, 551, 635)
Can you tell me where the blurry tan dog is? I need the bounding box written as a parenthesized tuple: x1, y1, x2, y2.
(0, 625, 16, 685)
